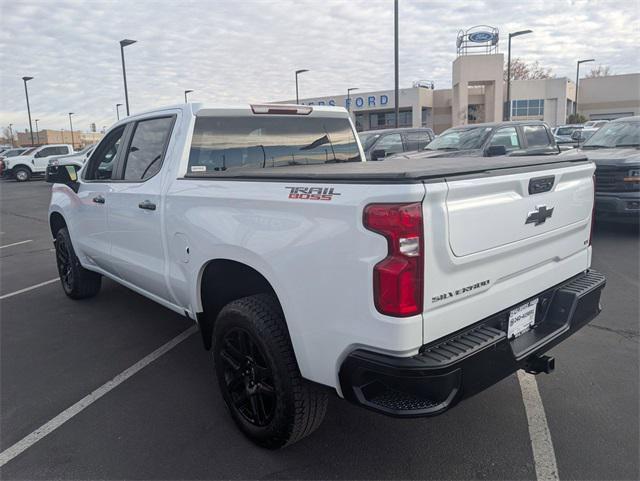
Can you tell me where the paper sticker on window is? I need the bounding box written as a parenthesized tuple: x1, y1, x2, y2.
(190, 165, 206, 172)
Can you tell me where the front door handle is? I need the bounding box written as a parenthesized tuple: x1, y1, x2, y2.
(138, 200, 156, 211)
(92, 195, 105, 204)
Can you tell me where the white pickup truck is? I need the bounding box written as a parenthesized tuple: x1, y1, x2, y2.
(2, 144, 74, 181)
(47, 103, 605, 448)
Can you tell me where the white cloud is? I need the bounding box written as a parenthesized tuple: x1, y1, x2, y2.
(0, 0, 638, 132)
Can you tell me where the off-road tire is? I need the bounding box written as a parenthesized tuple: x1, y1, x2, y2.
(55, 227, 102, 299)
(213, 293, 328, 449)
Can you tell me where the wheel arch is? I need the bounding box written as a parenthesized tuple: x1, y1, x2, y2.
(49, 211, 67, 238)
(197, 258, 285, 350)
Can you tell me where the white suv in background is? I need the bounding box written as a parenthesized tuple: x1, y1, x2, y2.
(1, 144, 73, 181)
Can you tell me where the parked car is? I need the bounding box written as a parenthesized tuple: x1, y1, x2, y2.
(47, 103, 604, 448)
(388, 121, 559, 160)
(571, 128, 599, 145)
(45, 144, 96, 180)
(584, 120, 610, 129)
(2, 144, 74, 181)
(578, 116, 640, 222)
(358, 127, 434, 160)
(553, 124, 584, 145)
(0, 147, 34, 177)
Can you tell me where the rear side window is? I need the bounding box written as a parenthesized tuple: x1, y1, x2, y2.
(523, 125, 551, 147)
(54, 146, 69, 155)
(123, 117, 175, 181)
(405, 131, 432, 150)
(188, 116, 360, 174)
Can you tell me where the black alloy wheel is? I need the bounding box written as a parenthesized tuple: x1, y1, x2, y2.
(219, 327, 276, 427)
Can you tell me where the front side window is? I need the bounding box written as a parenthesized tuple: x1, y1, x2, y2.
(188, 115, 360, 175)
(123, 117, 174, 181)
(523, 125, 551, 147)
(84, 126, 126, 181)
(490, 127, 521, 151)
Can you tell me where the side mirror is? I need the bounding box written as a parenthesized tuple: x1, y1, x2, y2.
(371, 149, 387, 161)
(486, 145, 507, 157)
(571, 131, 582, 141)
(46, 164, 79, 192)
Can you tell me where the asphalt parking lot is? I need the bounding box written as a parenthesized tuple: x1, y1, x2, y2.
(0, 179, 638, 480)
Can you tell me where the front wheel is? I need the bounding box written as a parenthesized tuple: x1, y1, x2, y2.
(13, 167, 31, 182)
(213, 294, 327, 448)
(55, 227, 102, 299)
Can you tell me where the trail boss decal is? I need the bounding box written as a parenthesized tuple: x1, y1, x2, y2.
(432, 279, 490, 303)
(286, 186, 341, 201)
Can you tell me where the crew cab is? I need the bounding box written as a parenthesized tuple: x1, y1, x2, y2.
(358, 127, 435, 160)
(48, 103, 605, 448)
(389, 120, 559, 160)
(3, 144, 73, 181)
(578, 116, 640, 222)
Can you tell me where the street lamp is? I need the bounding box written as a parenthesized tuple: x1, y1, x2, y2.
(184, 89, 194, 103)
(68, 113, 75, 149)
(120, 39, 137, 116)
(295, 69, 309, 104)
(35, 119, 40, 144)
(575, 58, 595, 116)
(394, 0, 399, 127)
(22, 76, 35, 145)
(506, 29, 533, 120)
(116, 103, 123, 121)
(347, 87, 359, 111)
(8, 123, 14, 147)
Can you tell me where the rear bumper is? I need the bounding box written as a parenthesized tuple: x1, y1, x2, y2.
(339, 269, 606, 417)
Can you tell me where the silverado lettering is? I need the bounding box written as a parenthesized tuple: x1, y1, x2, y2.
(431, 279, 491, 303)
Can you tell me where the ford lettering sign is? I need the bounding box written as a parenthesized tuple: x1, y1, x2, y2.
(468, 31, 494, 43)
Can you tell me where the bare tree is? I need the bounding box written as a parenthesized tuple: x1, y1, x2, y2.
(504, 58, 554, 81)
(586, 65, 613, 78)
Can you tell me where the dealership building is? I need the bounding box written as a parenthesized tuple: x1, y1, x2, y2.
(284, 27, 640, 134)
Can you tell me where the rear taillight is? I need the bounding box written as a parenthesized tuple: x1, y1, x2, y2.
(364, 202, 424, 317)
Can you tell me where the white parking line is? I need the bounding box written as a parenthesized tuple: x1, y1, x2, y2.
(0, 325, 197, 467)
(0, 239, 32, 249)
(0, 278, 59, 300)
(517, 370, 559, 481)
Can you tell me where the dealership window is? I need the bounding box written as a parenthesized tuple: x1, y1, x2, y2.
(511, 99, 544, 117)
(355, 113, 364, 132)
(421, 107, 432, 127)
(369, 109, 412, 129)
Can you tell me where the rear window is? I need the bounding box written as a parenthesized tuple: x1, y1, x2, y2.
(188, 116, 360, 175)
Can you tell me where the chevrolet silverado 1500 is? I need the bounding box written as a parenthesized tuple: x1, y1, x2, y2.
(47, 103, 605, 448)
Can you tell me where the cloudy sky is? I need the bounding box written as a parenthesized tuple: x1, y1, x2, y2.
(1, 0, 638, 134)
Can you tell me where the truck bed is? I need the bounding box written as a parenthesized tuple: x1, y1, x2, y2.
(183, 152, 590, 183)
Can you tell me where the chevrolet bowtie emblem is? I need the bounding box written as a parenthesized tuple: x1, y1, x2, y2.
(526, 205, 554, 225)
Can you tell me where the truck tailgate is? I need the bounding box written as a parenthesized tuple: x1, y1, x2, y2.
(422, 162, 594, 344)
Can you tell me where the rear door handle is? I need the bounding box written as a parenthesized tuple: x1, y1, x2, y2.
(92, 195, 105, 204)
(138, 200, 156, 211)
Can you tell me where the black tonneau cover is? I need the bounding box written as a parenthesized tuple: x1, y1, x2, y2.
(184, 152, 590, 183)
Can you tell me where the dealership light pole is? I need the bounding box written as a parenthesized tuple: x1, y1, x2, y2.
(35, 119, 40, 144)
(68, 113, 75, 149)
(22, 76, 35, 145)
(295, 69, 308, 104)
(506, 29, 533, 121)
(575, 58, 595, 116)
(116, 103, 122, 120)
(347, 87, 359, 112)
(8, 123, 14, 147)
(184, 89, 194, 103)
(120, 39, 137, 116)
(394, 0, 399, 127)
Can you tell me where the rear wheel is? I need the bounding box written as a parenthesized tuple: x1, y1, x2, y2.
(13, 167, 31, 182)
(55, 227, 102, 299)
(213, 294, 327, 448)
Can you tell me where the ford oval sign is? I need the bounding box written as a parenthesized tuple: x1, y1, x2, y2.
(468, 31, 494, 43)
